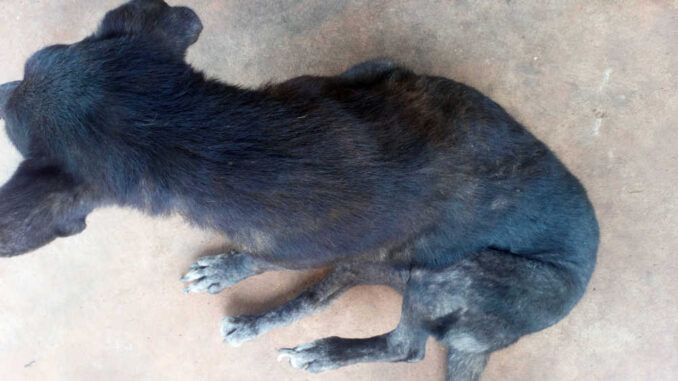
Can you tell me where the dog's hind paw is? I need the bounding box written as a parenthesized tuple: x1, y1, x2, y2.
(221, 315, 261, 347)
(180, 252, 250, 294)
(278, 339, 340, 373)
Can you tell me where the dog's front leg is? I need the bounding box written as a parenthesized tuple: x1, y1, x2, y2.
(180, 251, 280, 294)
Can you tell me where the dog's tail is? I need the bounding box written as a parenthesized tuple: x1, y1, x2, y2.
(445, 347, 489, 381)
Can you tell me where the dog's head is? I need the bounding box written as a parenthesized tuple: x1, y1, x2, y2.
(0, 0, 203, 256)
(1, 0, 202, 153)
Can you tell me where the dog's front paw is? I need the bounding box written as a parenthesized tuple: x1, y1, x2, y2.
(180, 252, 249, 294)
(221, 315, 260, 347)
(278, 338, 340, 373)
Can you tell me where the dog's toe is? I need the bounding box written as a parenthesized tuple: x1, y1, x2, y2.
(221, 316, 260, 347)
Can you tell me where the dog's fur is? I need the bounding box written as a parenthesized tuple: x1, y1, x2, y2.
(0, 1, 598, 379)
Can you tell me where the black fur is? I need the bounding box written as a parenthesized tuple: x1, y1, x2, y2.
(0, 1, 598, 379)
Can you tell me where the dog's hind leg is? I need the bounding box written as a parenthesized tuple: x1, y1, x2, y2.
(221, 263, 409, 347)
(278, 247, 593, 376)
(180, 251, 281, 294)
(408, 249, 594, 381)
(277, 280, 428, 373)
(278, 325, 428, 374)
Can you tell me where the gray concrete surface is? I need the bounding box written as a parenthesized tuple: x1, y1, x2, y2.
(0, 1, 676, 380)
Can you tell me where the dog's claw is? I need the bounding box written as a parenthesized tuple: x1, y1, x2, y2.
(180, 268, 205, 282)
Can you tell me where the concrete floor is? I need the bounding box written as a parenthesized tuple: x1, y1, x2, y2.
(0, 1, 676, 380)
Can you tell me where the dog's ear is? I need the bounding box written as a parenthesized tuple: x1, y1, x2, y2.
(0, 160, 94, 257)
(97, 0, 203, 55)
(155, 6, 204, 53)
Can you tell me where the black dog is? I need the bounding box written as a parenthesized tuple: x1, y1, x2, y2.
(0, 1, 598, 380)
